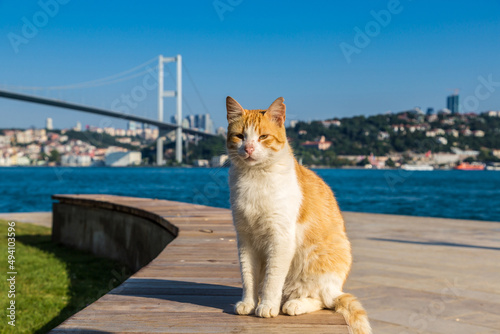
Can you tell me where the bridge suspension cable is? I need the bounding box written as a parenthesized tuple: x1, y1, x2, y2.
(1, 56, 158, 91)
(183, 63, 210, 115)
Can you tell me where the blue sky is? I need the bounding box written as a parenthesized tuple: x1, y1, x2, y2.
(1, 0, 499, 130)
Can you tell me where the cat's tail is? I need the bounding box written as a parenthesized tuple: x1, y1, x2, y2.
(333, 293, 372, 334)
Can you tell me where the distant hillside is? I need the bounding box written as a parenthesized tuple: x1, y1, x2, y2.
(287, 111, 500, 166)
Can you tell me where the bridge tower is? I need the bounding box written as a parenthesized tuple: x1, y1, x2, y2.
(157, 54, 182, 165)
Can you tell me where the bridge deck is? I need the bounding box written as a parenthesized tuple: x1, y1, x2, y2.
(50, 194, 350, 333)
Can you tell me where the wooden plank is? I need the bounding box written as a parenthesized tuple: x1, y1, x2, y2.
(58, 310, 347, 326)
(51, 194, 350, 333)
(53, 323, 350, 334)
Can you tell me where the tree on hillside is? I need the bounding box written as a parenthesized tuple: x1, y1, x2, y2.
(49, 150, 60, 163)
(357, 157, 370, 166)
(186, 136, 226, 163)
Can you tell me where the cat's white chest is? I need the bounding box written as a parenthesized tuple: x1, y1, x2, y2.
(229, 164, 302, 233)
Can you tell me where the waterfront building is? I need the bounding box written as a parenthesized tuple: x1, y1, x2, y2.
(46, 117, 53, 130)
(437, 108, 451, 115)
(484, 110, 500, 117)
(195, 114, 214, 133)
(61, 154, 92, 166)
(179, 114, 214, 133)
(210, 154, 228, 167)
(447, 94, 459, 114)
(301, 136, 332, 150)
(0, 135, 10, 146)
(105, 151, 142, 166)
(193, 159, 209, 167)
(15, 130, 33, 144)
(128, 121, 137, 131)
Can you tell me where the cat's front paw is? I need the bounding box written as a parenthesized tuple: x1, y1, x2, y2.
(234, 301, 255, 315)
(255, 302, 279, 318)
(282, 300, 304, 316)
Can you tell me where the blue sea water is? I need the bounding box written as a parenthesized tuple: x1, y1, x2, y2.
(0, 167, 499, 222)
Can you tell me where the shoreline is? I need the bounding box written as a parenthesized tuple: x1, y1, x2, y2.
(1, 165, 500, 171)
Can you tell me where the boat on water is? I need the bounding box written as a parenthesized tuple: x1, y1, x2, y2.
(486, 163, 500, 171)
(455, 162, 485, 170)
(401, 164, 434, 171)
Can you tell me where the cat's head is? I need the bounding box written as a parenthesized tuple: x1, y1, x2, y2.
(226, 96, 288, 167)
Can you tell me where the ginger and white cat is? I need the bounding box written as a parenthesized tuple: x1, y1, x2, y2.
(226, 96, 372, 334)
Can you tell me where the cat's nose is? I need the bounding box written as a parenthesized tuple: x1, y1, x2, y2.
(245, 145, 255, 155)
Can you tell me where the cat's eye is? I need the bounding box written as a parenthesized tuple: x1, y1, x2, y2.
(235, 134, 244, 140)
(259, 134, 269, 140)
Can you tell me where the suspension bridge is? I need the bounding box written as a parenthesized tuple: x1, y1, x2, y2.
(0, 55, 216, 164)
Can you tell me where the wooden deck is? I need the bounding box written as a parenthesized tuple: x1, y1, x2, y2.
(50, 194, 350, 333)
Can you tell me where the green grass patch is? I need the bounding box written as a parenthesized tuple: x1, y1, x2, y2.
(1, 220, 131, 334)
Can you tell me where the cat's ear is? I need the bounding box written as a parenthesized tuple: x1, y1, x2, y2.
(266, 97, 286, 126)
(226, 96, 245, 123)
